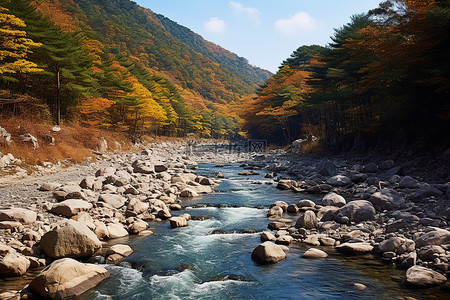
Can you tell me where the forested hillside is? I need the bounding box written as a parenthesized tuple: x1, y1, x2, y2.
(0, 0, 270, 139)
(243, 0, 449, 150)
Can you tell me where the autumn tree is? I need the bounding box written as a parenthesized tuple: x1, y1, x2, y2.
(0, 5, 41, 78)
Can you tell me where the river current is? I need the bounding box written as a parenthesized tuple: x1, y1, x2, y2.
(82, 164, 446, 300)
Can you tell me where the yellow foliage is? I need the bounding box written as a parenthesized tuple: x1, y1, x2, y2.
(0, 6, 42, 74)
(128, 77, 168, 127)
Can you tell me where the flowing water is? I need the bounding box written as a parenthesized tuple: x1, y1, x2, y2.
(75, 164, 447, 299)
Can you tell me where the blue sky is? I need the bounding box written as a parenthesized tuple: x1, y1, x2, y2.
(135, 1, 382, 73)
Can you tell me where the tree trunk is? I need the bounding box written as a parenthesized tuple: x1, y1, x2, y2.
(56, 66, 61, 125)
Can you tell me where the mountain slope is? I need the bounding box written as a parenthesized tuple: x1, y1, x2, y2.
(0, 0, 270, 138)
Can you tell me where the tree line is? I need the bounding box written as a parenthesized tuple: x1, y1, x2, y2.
(243, 0, 449, 150)
(0, 0, 269, 139)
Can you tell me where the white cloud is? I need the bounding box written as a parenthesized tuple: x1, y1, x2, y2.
(274, 12, 317, 35)
(204, 17, 227, 34)
(229, 1, 261, 24)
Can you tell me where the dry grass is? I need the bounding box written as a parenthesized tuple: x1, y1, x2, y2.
(301, 141, 323, 154)
(0, 118, 131, 165)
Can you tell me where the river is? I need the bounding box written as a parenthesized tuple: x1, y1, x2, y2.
(81, 163, 446, 300)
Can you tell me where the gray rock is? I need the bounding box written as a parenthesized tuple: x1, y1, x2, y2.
(379, 160, 395, 170)
(275, 235, 293, 245)
(80, 176, 96, 190)
(267, 206, 284, 218)
(322, 192, 346, 207)
(169, 217, 189, 228)
(0, 253, 30, 277)
(296, 199, 316, 208)
(179, 188, 199, 197)
(417, 245, 445, 262)
(336, 242, 373, 255)
(302, 248, 328, 258)
(39, 183, 61, 191)
(369, 189, 404, 211)
(378, 237, 415, 255)
(334, 200, 375, 223)
(398, 252, 417, 269)
(287, 204, 299, 213)
(415, 228, 450, 248)
(413, 184, 443, 201)
(128, 220, 148, 234)
(272, 201, 288, 212)
(106, 223, 129, 239)
(363, 163, 378, 173)
(295, 211, 318, 229)
(50, 200, 93, 218)
(251, 242, 287, 264)
(96, 167, 116, 177)
(399, 176, 419, 189)
(98, 194, 126, 209)
(406, 266, 447, 287)
(107, 244, 133, 257)
(260, 232, 276, 242)
(326, 175, 351, 187)
(0, 208, 37, 224)
(393, 211, 420, 223)
(315, 161, 336, 177)
(40, 220, 102, 258)
(351, 173, 368, 183)
(28, 258, 110, 299)
(385, 219, 408, 233)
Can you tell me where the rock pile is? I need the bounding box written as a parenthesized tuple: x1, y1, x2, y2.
(0, 143, 219, 298)
(249, 156, 450, 288)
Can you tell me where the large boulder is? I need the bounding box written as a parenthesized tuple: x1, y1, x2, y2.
(406, 266, 447, 287)
(326, 175, 351, 187)
(40, 220, 102, 258)
(334, 200, 375, 223)
(295, 211, 318, 229)
(415, 228, 450, 248)
(28, 258, 110, 299)
(0, 208, 37, 224)
(322, 192, 346, 207)
(98, 194, 127, 209)
(369, 189, 404, 211)
(0, 253, 30, 277)
(50, 199, 93, 218)
(251, 242, 287, 264)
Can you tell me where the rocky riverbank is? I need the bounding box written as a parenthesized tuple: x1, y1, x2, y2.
(246, 152, 450, 290)
(1, 142, 449, 298)
(0, 141, 223, 299)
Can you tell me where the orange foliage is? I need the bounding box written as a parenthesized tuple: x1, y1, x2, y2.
(35, 0, 78, 32)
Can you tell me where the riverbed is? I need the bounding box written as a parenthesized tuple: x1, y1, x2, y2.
(79, 163, 447, 300)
